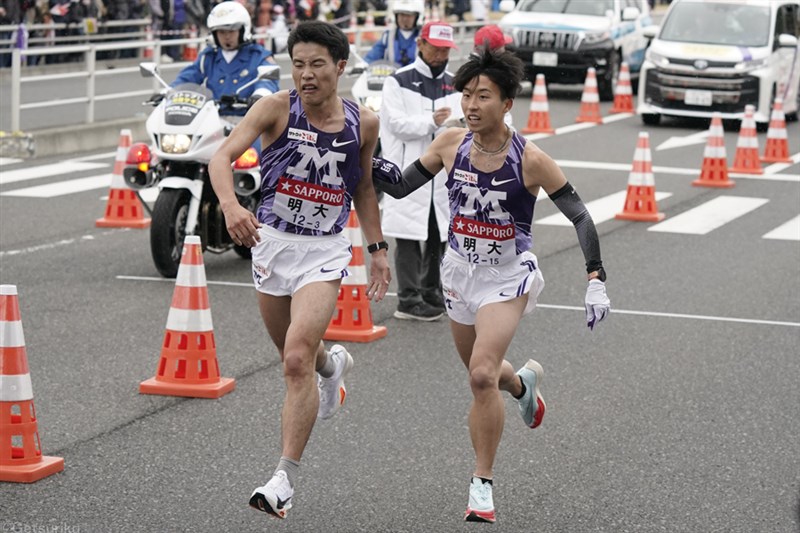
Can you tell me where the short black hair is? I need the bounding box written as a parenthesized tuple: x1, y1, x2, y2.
(287, 21, 350, 63)
(453, 48, 524, 101)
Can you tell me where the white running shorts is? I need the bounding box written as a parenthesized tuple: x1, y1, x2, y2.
(251, 225, 352, 296)
(440, 248, 545, 326)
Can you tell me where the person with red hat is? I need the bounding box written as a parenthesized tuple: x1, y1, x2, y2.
(473, 24, 512, 52)
(379, 20, 463, 321)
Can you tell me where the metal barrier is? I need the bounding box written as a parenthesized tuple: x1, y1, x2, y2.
(3, 22, 481, 133)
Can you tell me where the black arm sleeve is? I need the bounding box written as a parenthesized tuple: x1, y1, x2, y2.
(371, 157, 436, 198)
(550, 182, 603, 273)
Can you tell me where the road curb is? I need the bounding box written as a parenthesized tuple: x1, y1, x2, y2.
(29, 118, 148, 159)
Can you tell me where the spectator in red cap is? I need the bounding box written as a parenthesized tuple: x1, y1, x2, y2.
(473, 24, 512, 52)
(378, 20, 463, 321)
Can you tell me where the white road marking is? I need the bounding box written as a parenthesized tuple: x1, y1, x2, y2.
(762, 215, 800, 241)
(648, 196, 769, 235)
(1, 175, 111, 197)
(0, 157, 23, 166)
(114, 275, 800, 328)
(536, 190, 673, 226)
(0, 162, 107, 185)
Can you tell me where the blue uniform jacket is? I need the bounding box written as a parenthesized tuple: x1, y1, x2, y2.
(172, 42, 279, 116)
(364, 28, 419, 67)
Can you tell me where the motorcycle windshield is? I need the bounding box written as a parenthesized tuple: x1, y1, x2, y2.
(366, 62, 396, 91)
(164, 84, 215, 126)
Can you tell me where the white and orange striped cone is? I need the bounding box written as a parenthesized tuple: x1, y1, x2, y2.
(609, 62, 634, 114)
(576, 67, 603, 124)
(363, 10, 379, 43)
(182, 25, 199, 62)
(521, 74, 555, 134)
(761, 97, 792, 163)
(693, 113, 735, 188)
(96, 129, 151, 229)
(140, 236, 235, 398)
(324, 212, 388, 343)
(729, 105, 763, 175)
(615, 132, 665, 222)
(142, 25, 154, 60)
(347, 9, 357, 44)
(0, 285, 64, 483)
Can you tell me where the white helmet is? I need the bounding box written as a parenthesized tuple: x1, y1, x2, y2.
(392, 0, 424, 21)
(207, 2, 253, 46)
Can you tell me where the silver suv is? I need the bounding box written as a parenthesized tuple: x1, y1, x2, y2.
(499, 0, 652, 100)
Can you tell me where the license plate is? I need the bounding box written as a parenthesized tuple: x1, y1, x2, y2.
(533, 52, 558, 67)
(685, 89, 713, 106)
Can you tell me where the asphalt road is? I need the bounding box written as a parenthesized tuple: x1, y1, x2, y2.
(1, 87, 799, 532)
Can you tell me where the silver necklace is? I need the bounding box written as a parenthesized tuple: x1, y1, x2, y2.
(472, 126, 511, 156)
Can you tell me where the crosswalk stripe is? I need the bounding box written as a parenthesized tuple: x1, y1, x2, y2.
(762, 215, 800, 241)
(0, 157, 23, 166)
(648, 196, 769, 235)
(0, 175, 110, 197)
(536, 190, 673, 226)
(0, 162, 107, 185)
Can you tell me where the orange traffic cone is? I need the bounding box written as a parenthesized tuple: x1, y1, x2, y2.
(347, 9, 357, 44)
(761, 97, 792, 163)
(182, 25, 199, 62)
(140, 236, 235, 398)
(362, 10, 379, 44)
(729, 105, 763, 174)
(693, 113, 735, 188)
(0, 285, 64, 483)
(609, 62, 634, 114)
(324, 212, 387, 343)
(521, 74, 555, 134)
(615, 132, 665, 222)
(576, 67, 603, 124)
(96, 129, 151, 229)
(142, 25, 154, 60)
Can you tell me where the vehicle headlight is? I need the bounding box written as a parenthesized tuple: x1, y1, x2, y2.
(364, 96, 382, 113)
(734, 57, 768, 72)
(582, 31, 610, 45)
(160, 134, 192, 154)
(646, 49, 670, 67)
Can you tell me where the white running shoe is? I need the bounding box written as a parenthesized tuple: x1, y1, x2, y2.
(465, 476, 496, 523)
(317, 345, 354, 420)
(249, 470, 294, 519)
(516, 359, 546, 429)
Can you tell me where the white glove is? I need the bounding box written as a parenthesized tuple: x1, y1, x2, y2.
(585, 279, 610, 330)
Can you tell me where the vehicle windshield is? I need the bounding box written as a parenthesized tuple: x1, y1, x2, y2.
(515, 0, 614, 17)
(659, 2, 771, 47)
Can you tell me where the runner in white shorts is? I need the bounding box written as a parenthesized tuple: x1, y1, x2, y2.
(371, 48, 611, 524)
(208, 21, 391, 521)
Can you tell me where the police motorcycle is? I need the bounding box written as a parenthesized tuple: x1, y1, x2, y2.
(123, 62, 281, 278)
(349, 52, 397, 117)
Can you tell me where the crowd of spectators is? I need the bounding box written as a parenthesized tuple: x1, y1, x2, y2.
(1, 0, 525, 67)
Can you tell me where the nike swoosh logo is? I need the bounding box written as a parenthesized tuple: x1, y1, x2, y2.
(276, 496, 290, 509)
(499, 291, 515, 297)
(331, 139, 354, 147)
(320, 267, 340, 273)
(491, 177, 516, 187)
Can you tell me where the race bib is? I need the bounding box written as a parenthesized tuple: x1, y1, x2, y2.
(452, 215, 516, 265)
(273, 176, 344, 231)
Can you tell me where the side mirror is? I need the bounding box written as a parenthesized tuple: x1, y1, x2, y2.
(499, 0, 515, 13)
(621, 6, 640, 21)
(777, 33, 798, 48)
(257, 64, 281, 81)
(139, 62, 158, 77)
(642, 25, 659, 40)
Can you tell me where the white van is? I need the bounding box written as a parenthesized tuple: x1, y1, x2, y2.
(637, 0, 800, 130)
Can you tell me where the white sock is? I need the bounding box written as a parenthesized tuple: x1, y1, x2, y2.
(318, 350, 336, 378)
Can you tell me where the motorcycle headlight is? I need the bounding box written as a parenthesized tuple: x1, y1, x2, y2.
(160, 134, 193, 154)
(364, 96, 382, 113)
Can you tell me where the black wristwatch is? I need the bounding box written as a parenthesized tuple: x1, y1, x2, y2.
(367, 241, 389, 254)
(588, 267, 607, 282)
